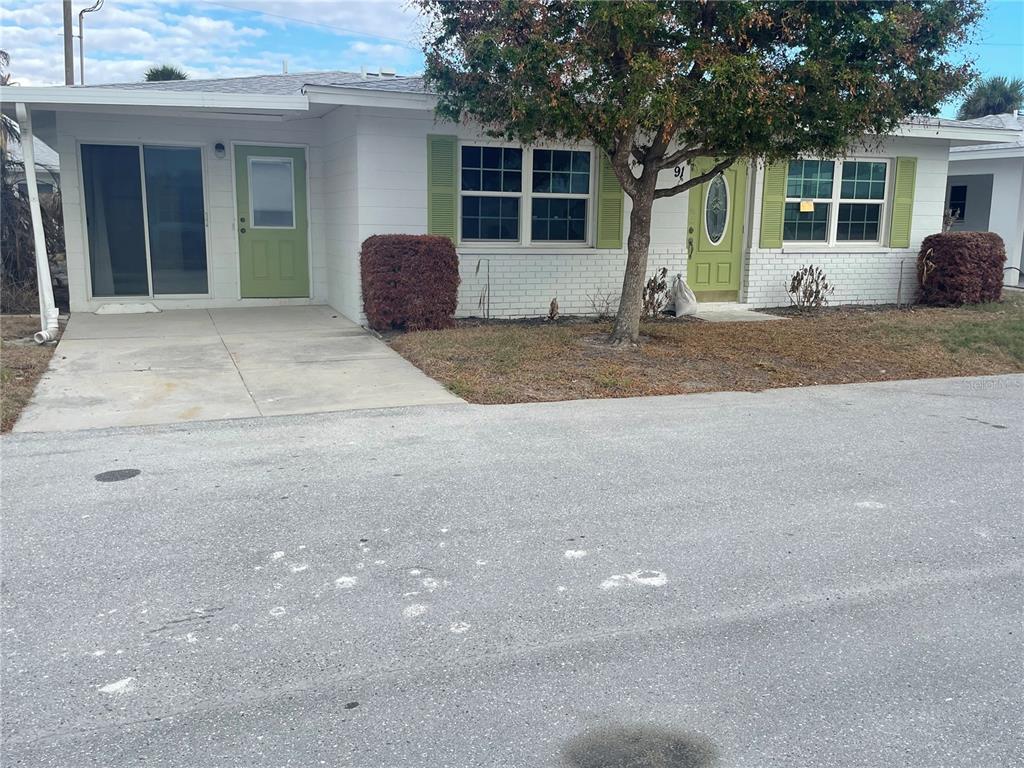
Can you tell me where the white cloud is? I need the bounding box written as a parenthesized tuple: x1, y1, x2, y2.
(0, 0, 422, 86)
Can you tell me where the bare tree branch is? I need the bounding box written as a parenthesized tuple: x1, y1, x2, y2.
(658, 144, 709, 170)
(653, 156, 737, 199)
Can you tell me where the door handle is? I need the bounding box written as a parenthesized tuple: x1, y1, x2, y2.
(687, 238, 693, 259)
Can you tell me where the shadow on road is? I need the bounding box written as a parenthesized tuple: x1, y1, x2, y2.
(562, 724, 717, 768)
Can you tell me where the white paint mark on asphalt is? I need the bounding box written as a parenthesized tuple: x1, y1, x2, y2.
(270, 551, 285, 560)
(185, 633, 198, 644)
(298, 545, 307, 550)
(403, 604, 428, 619)
(440, 528, 449, 533)
(91, 650, 106, 657)
(402, 591, 421, 598)
(409, 569, 423, 576)
(564, 550, 588, 559)
(855, 501, 886, 509)
(600, 570, 668, 590)
(374, 559, 386, 565)
(334, 576, 358, 589)
(98, 677, 136, 695)
(449, 622, 471, 634)
(475, 560, 488, 566)
(289, 563, 309, 573)
(269, 607, 286, 617)
(557, 586, 567, 592)
(421, 577, 440, 591)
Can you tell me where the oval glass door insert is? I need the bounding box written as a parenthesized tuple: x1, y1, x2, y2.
(705, 174, 728, 245)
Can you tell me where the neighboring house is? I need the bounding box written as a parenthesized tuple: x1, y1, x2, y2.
(0, 71, 1017, 319)
(945, 113, 1024, 287)
(6, 135, 60, 195)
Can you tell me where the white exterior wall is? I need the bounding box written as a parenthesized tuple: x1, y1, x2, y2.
(321, 107, 362, 318)
(347, 106, 689, 319)
(54, 104, 965, 319)
(946, 154, 1024, 287)
(55, 110, 329, 312)
(743, 137, 950, 307)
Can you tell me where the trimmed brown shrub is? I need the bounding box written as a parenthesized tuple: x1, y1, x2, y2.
(918, 232, 1005, 305)
(361, 235, 460, 331)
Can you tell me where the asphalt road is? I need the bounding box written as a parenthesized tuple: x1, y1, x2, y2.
(2, 375, 1022, 767)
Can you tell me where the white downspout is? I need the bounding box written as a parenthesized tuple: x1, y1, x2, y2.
(14, 103, 60, 344)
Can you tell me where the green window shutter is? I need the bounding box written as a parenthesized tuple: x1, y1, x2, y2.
(427, 134, 457, 240)
(759, 161, 787, 249)
(595, 152, 624, 249)
(887, 156, 917, 248)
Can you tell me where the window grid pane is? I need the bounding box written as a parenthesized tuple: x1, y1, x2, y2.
(461, 146, 523, 193)
(531, 198, 587, 241)
(840, 161, 886, 200)
(462, 195, 519, 241)
(836, 202, 881, 241)
(532, 150, 590, 195)
(786, 160, 835, 199)
(783, 202, 830, 241)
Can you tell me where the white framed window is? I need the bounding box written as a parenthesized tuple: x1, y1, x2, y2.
(458, 144, 594, 245)
(248, 157, 295, 229)
(783, 158, 889, 245)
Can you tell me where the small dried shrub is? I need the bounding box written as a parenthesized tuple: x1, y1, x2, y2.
(361, 235, 460, 331)
(642, 267, 668, 319)
(918, 231, 1004, 306)
(787, 265, 834, 310)
(547, 297, 559, 321)
(587, 290, 618, 319)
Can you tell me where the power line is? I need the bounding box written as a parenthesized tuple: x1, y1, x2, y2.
(198, 0, 421, 50)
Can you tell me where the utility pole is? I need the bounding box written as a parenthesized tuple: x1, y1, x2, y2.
(78, 1, 104, 86)
(63, 1, 74, 85)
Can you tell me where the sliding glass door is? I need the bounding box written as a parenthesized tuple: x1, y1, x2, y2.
(82, 143, 208, 297)
(82, 145, 149, 296)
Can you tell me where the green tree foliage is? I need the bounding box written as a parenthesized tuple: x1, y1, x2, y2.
(144, 64, 189, 82)
(418, 0, 982, 343)
(957, 76, 1024, 120)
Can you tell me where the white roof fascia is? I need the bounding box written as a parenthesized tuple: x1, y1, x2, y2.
(303, 85, 436, 110)
(949, 145, 1024, 161)
(0, 86, 309, 114)
(894, 121, 1020, 145)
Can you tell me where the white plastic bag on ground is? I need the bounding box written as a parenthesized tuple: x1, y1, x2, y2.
(668, 273, 698, 317)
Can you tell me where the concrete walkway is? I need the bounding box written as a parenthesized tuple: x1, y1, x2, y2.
(14, 306, 461, 432)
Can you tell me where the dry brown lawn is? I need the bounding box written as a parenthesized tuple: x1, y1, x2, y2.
(1, 315, 60, 432)
(390, 293, 1024, 404)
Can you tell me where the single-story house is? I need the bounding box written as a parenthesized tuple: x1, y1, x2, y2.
(945, 112, 1024, 287)
(1, 70, 1017, 322)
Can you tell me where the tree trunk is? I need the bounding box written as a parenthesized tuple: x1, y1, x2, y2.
(609, 187, 655, 345)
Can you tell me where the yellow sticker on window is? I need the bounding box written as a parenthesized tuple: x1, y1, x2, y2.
(799, 200, 815, 213)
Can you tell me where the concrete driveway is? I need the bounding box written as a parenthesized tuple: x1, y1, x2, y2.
(14, 306, 460, 431)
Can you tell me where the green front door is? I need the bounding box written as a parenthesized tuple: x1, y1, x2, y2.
(686, 158, 748, 302)
(235, 145, 309, 298)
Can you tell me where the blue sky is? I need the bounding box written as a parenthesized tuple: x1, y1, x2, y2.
(1, 0, 1021, 117)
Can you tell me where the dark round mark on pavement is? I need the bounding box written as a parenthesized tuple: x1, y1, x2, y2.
(563, 725, 716, 768)
(344, 701, 359, 710)
(95, 468, 141, 483)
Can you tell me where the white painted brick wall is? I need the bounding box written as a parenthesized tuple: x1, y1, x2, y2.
(741, 137, 949, 307)
(350, 107, 689, 319)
